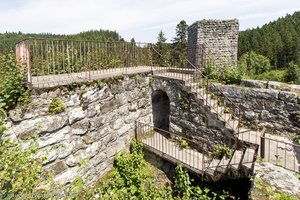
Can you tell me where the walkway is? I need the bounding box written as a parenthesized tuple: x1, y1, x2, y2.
(31, 66, 153, 88)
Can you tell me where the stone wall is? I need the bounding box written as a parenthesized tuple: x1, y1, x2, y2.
(209, 83, 300, 137)
(5, 74, 152, 186)
(151, 77, 236, 152)
(188, 19, 239, 69)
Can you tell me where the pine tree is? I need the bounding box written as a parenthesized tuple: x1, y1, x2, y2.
(172, 20, 188, 67)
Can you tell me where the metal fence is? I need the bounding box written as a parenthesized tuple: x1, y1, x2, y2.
(135, 121, 258, 176)
(238, 129, 300, 173)
(15, 38, 192, 87)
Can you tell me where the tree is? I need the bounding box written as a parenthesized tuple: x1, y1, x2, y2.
(152, 30, 170, 66)
(238, 51, 271, 75)
(172, 20, 188, 67)
(173, 20, 188, 45)
(284, 61, 300, 84)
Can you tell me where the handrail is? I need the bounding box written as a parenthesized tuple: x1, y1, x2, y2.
(151, 43, 245, 135)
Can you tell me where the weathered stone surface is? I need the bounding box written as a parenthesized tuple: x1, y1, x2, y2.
(241, 79, 267, 88)
(65, 155, 77, 167)
(58, 138, 87, 159)
(13, 114, 68, 138)
(210, 83, 300, 136)
(254, 161, 300, 196)
(37, 126, 71, 148)
(9, 109, 23, 122)
(54, 166, 79, 185)
(65, 94, 80, 107)
(188, 19, 239, 69)
(81, 86, 110, 104)
(45, 160, 68, 175)
(7, 75, 152, 186)
(71, 119, 90, 135)
(68, 107, 86, 124)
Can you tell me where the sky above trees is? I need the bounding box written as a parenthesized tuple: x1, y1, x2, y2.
(0, 0, 299, 42)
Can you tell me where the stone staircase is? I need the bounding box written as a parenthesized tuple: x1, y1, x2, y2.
(153, 69, 260, 181)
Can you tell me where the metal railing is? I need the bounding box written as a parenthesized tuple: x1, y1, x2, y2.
(238, 128, 300, 173)
(135, 121, 259, 179)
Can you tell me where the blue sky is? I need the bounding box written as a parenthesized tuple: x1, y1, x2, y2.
(0, 0, 299, 42)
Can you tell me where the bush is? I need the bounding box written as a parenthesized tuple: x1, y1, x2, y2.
(222, 66, 242, 85)
(211, 144, 233, 159)
(284, 61, 300, 84)
(0, 52, 29, 110)
(48, 98, 65, 114)
(254, 69, 285, 82)
(238, 51, 271, 75)
(0, 119, 52, 199)
(203, 59, 219, 80)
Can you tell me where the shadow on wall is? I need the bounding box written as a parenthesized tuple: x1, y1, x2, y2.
(152, 90, 170, 132)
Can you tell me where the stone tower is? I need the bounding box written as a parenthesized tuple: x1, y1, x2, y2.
(187, 19, 239, 69)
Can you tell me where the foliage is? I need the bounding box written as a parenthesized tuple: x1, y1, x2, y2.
(238, 11, 300, 68)
(238, 51, 271, 76)
(90, 139, 173, 199)
(202, 60, 242, 85)
(0, 52, 29, 110)
(174, 165, 229, 200)
(253, 177, 299, 200)
(0, 127, 52, 199)
(174, 165, 193, 198)
(152, 30, 172, 67)
(284, 61, 300, 84)
(203, 59, 219, 80)
(254, 69, 285, 82)
(211, 144, 233, 159)
(293, 135, 300, 145)
(172, 20, 188, 67)
(0, 109, 6, 134)
(221, 66, 242, 85)
(48, 97, 65, 114)
(179, 139, 189, 149)
(0, 30, 123, 53)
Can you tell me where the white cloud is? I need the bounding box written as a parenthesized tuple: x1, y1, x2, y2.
(0, 0, 299, 42)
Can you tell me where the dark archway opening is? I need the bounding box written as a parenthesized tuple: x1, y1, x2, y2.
(152, 90, 170, 132)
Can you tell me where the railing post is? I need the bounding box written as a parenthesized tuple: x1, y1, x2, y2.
(260, 129, 265, 159)
(16, 40, 32, 89)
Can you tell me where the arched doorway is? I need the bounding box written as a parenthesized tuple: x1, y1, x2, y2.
(152, 90, 170, 132)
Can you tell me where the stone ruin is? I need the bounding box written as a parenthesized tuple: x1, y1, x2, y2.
(188, 19, 239, 69)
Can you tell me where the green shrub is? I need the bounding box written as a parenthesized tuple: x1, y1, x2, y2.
(254, 69, 285, 82)
(211, 144, 233, 159)
(0, 52, 29, 110)
(222, 66, 242, 85)
(203, 59, 219, 80)
(179, 139, 189, 149)
(284, 61, 300, 84)
(238, 51, 271, 75)
(48, 98, 64, 114)
(0, 124, 52, 199)
(174, 165, 193, 198)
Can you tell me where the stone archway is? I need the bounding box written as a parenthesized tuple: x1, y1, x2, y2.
(152, 90, 170, 132)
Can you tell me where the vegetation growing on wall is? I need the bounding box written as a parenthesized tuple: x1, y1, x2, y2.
(0, 119, 53, 199)
(0, 52, 29, 111)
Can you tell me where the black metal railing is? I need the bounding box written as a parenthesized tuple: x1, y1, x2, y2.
(135, 121, 259, 178)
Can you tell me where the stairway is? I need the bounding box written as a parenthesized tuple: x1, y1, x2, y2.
(152, 69, 260, 180)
